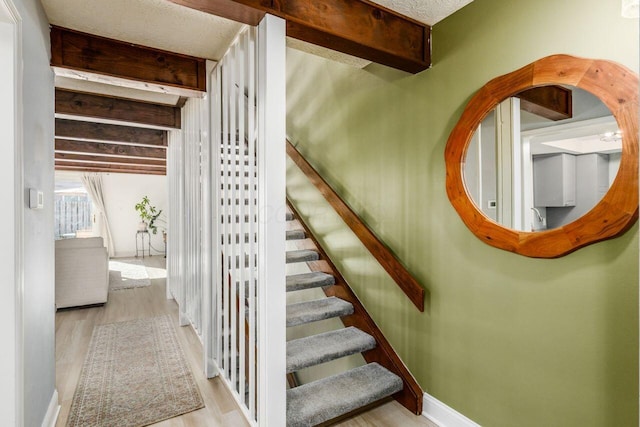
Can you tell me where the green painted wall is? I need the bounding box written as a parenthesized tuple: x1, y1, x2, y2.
(285, 0, 639, 425)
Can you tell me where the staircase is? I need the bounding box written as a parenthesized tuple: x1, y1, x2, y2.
(284, 203, 422, 426)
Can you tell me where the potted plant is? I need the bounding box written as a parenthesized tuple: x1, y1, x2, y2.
(135, 196, 164, 234)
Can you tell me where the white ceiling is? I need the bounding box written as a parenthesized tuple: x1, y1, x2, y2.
(41, 0, 473, 101)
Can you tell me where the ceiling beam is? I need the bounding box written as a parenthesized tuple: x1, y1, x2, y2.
(55, 139, 167, 159)
(55, 152, 167, 167)
(55, 163, 166, 175)
(55, 119, 167, 146)
(56, 89, 181, 129)
(176, 96, 189, 108)
(169, 0, 431, 73)
(516, 85, 573, 121)
(51, 26, 207, 97)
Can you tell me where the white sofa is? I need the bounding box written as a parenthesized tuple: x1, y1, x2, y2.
(55, 236, 109, 309)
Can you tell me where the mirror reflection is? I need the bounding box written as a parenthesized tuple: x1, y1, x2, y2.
(463, 86, 621, 232)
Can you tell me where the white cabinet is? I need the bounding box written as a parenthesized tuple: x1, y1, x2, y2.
(533, 153, 576, 207)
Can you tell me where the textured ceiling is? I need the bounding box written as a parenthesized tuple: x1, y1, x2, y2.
(371, 0, 474, 25)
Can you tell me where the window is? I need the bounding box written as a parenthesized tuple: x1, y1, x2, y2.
(54, 177, 93, 239)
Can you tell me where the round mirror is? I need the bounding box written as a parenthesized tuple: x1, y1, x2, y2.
(463, 86, 621, 232)
(445, 55, 638, 258)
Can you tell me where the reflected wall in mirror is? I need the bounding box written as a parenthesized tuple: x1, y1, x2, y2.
(463, 86, 621, 232)
(445, 55, 638, 258)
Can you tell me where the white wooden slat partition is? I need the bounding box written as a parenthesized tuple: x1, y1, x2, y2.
(211, 15, 286, 425)
(167, 14, 286, 426)
(168, 96, 207, 333)
(185, 96, 207, 333)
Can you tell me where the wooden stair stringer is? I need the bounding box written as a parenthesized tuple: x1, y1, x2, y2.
(287, 200, 424, 415)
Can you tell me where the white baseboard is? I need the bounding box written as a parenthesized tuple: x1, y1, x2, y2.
(179, 310, 190, 327)
(206, 357, 220, 379)
(422, 393, 481, 427)
(41, 389, 60, 427)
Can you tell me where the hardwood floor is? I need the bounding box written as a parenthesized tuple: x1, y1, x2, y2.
(55, 256, 250, 427)
(55, 256, 437, 427)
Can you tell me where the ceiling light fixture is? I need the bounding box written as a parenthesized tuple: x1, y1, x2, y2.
(600, 130, 622, 142)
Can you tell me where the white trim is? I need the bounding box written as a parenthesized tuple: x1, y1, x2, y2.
(423, 393, 481, 427)
(40, 390, 60, 427)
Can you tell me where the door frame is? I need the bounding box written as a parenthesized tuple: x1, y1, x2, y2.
(0, 0, 23, 424)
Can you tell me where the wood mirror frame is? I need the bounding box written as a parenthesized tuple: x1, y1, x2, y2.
(445, 55, 639, 258)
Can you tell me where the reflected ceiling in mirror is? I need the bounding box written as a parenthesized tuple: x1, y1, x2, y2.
(445, 55, 638, 258)
(463, 86, 622, 233)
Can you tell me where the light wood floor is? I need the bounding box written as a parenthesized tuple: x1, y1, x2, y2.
(55, 256, 437, 427)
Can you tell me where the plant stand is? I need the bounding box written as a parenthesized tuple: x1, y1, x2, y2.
(135, 230, 151, 258)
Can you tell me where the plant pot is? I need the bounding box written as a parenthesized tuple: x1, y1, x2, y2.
(138, 221, 148, 231)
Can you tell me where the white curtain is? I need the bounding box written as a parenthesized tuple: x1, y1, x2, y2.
(81, 173, 115, 257)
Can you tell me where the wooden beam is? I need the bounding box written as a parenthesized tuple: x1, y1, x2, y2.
(56, 89, 181, 129)
(176, 96, 189, 108)
(50, 26, 206, 96)
(516, 85, 572, 121)
(55, 139, 167, 159)
(168, 0, 431, 73)
(55, 152, 167, 167)
(55, 164, 166, 176)
(55, 119, 167, 146)
(283, 0, 430, 73)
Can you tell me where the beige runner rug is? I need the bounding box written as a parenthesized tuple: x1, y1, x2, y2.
(67, 315, 204, 427)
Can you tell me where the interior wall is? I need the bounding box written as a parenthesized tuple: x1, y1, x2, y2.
(285, 0, 639, 425)
(13, 0, 56, 425)
(102, 173, 168, 258)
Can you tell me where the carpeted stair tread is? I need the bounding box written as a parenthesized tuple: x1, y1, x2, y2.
(286, 272, 335, 292)
(286, 229, 306, 240)
(287, 327, 376, 373)
(286, 249, 319, 264)
(286, 211, 294, 221)
(286, 297, 354, 327)
(286, 362, 403, 427)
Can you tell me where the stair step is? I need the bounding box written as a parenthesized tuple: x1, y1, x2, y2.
(287, 327, 376, 373)
(286, 272, 335, 292)
(286, 229, 305, 240)
(286, 211, 294, 221)
(286, 362, 403, 427)
(286, 297, 353, 327)
(286, 249, 319, 264)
